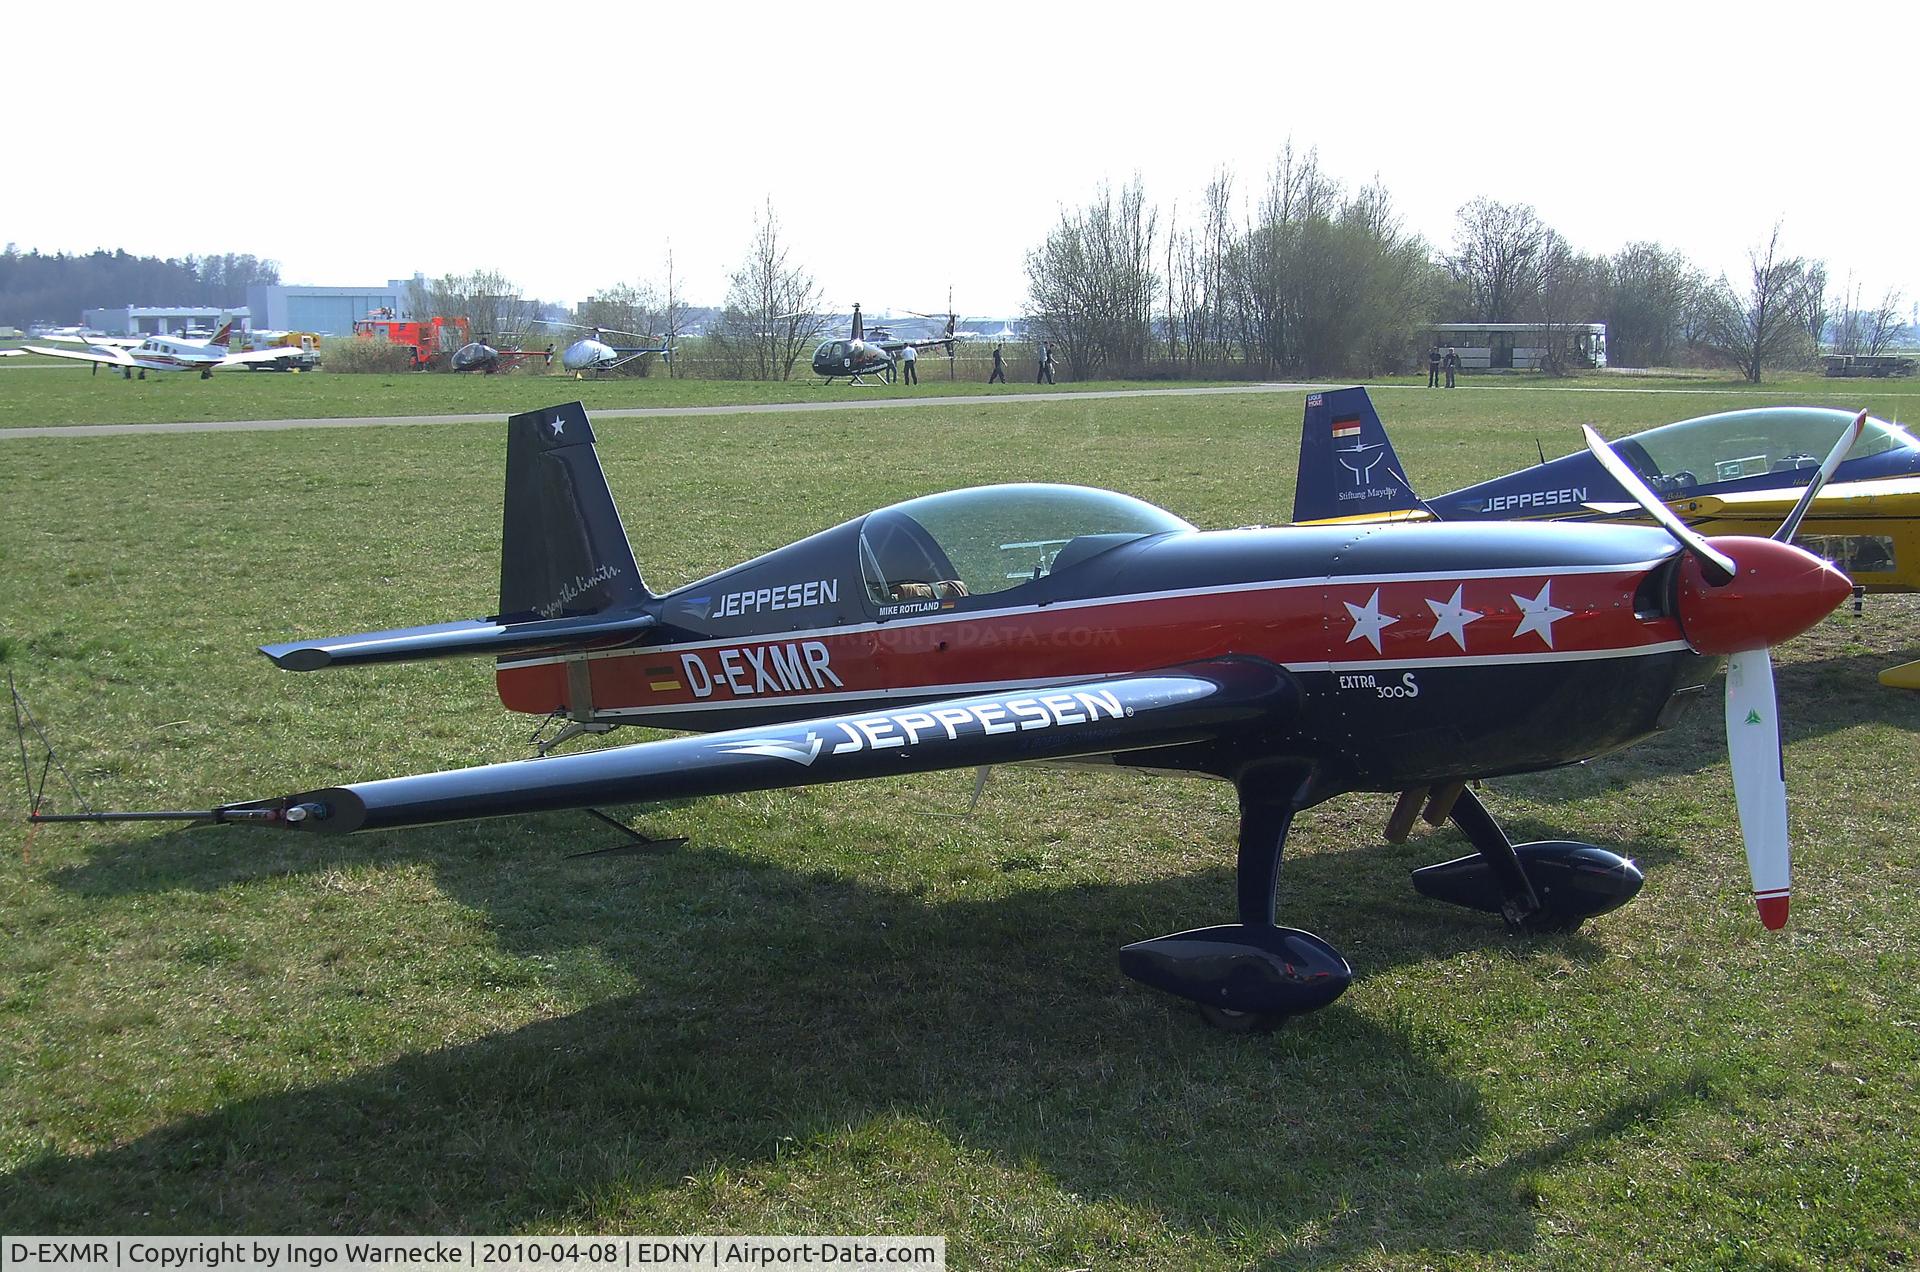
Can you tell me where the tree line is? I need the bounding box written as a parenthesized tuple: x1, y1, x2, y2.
(0, 245, 279, 328)
(1022, 151, 1908, 381)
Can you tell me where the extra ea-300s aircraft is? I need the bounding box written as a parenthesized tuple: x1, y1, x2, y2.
(812, 303, 955, 385)
(31, 399, 1858, 1031)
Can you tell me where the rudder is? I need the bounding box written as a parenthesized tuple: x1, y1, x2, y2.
(1291, 387, 1428, 524)
(499, 401, 651, 621)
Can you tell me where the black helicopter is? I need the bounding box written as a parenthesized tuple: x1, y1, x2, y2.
(811, 303, 955, 385)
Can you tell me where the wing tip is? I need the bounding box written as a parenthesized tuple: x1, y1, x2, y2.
(1754, 891, 1790, 930)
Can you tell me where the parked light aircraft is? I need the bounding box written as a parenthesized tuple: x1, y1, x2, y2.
(32, 399, 1861, 1029)
(23, 323, 313, 378)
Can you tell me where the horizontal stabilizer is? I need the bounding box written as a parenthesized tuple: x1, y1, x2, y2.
(261, 611, 656, 671)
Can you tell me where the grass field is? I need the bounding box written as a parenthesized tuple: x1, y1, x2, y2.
(1, 355, 1916, 430)
(0, 359, 1228, 429)
(2, 380, 1919, 1266)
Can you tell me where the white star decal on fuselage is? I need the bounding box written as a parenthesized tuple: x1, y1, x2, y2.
(1512, 581, 1573, 647)
(549, 417, 566, 437)
(1425, 585, 1484, 649)
(1344, 588, 1398, 652)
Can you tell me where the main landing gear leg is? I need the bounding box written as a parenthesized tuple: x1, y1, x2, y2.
(1411, 786, 1645, 933)
(1120, 778, 1353, 1032)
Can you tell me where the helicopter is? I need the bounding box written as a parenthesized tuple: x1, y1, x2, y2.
(450, 338, 553, 374)
(526, 318, 671, 377)
(811, 303, 955, 385)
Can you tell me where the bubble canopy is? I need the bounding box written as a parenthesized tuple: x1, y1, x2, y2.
(1617, 406, 1916, 492)
(859, 483, 1194, 605)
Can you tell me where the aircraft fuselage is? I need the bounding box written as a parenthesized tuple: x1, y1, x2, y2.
(496, 520, 1720, 800)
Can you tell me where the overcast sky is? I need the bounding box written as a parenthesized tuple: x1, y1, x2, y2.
(7, 3, 1915, 320)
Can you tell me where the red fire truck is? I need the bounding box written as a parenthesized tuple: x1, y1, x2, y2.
(352, 309, 472, 370)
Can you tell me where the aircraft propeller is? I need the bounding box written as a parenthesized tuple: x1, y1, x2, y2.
(1580, 412, 1864, 930)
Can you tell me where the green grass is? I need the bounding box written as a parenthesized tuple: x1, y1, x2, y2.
(0, 360, 1230, 429)
(2, 357, 1916, 431)
(1, 386, 1918, 1266)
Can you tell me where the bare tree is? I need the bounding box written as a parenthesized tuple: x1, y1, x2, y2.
(1832, 275, 1866, 355)
(1529, 231, 1611, 373)
(1706, 224, 1814, 383)
(1446, 198, 1549, 322)
(407, 270, 536, 347)
(1024, 174, 1159, 377)
(574, 281, 663, 375)
(1800, 260, 1829, 352)
(662, 246, 688, 377)
(709, 199, 827, 380)
(1606, 242, 1699, 367)
(1166, 168, 1237, 373)
(1864, 287, 1907, 356)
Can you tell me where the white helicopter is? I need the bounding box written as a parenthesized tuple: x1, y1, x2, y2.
(525, 318, 670, 377)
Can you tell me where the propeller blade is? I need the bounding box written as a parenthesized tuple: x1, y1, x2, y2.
(1724, 648, 1790, 929)
(1581, 424, 1737, 585)
(1773, 409, 1867, 544)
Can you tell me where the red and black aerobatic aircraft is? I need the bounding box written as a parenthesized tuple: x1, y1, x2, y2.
(34, 395, 1858, 1031)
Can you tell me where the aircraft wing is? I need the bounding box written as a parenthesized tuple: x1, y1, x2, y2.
(216, 348, 316, 370)
(41, 333, 139, 348)
(23, 344, 138, 368)
(1666, 476, 1920, 522)
(213, 659, 1293, 835)
(1582, 477, 1920, 526)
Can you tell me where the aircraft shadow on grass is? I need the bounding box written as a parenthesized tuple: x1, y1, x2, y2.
(11, 807, 1721, 1260)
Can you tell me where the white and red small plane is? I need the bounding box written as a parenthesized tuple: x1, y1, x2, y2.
(23, 323, 310, 378)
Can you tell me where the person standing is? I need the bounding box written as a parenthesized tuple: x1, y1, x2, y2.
(1427, 345, 1441, 388)
(1444, 346, 1460, 389)
(1037, 342, 1056, 385)
(900, 342, 918, 386)
(988, 343, 1007, 384)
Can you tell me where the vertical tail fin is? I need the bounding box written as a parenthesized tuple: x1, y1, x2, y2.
(498, 402, 652, 621)
(208, 320, 234, 348)
(1291, 387, 1427, 524)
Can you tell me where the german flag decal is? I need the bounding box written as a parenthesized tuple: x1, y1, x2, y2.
(646, 664, 682, 693)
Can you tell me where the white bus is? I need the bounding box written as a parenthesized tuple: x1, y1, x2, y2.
(1430, 322, 1607, 371)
